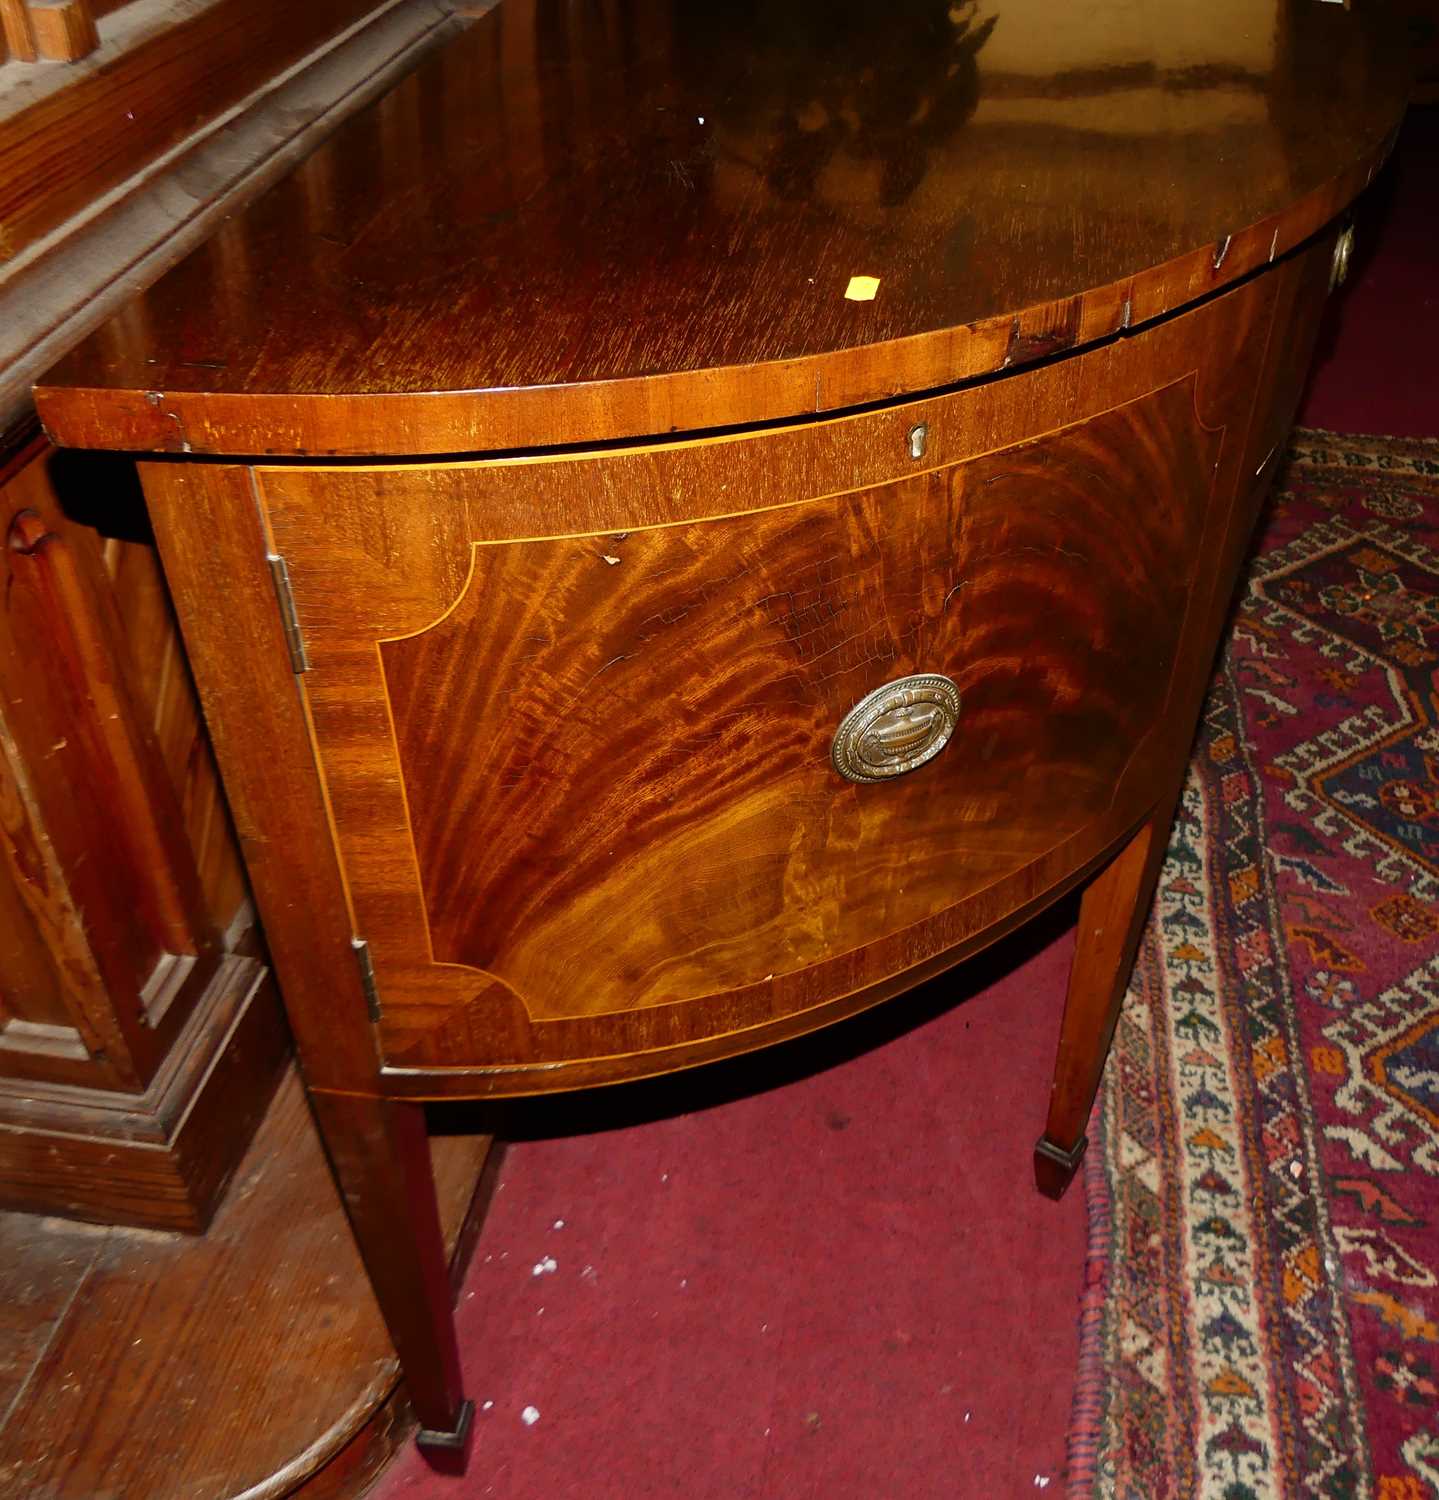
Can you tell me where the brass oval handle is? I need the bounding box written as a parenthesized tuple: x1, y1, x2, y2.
(831, 673, 960, 783)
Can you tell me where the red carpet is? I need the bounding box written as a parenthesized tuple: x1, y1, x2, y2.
(372, 108, 1436, 1500)
(401, 910, 1084, 1500)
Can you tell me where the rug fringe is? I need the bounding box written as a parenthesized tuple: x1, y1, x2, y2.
(1065, 1092, 1114, 1497)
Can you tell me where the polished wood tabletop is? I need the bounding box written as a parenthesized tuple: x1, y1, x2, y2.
(36, 0, 1409, 456)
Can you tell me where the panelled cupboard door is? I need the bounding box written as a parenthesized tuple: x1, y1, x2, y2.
(258, 271, 1272, 1088)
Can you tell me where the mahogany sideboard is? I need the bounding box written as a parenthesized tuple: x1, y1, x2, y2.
(33, 0, 1410, 1453)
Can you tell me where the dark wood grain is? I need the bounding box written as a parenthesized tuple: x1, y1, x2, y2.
(0, 1069, 492, 1500)
(33, 0, 1409, 456)
(6, 505, 214, 965)
(99, 517, 250, 940)
(0, 1217, 103, 1422)
(116, 192, 1361, 1483)
(1032, 223, 1344, 1201)
(0, 691, 126, 1090)
(0, 452, 155, 1088)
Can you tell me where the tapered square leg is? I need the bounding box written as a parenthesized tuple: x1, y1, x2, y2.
(1033, 1135, 1088, 1200)
(307, 1088, 471, 1453)
(419, 1398, 476, 1451)
(1036, 794, 1179, 1200)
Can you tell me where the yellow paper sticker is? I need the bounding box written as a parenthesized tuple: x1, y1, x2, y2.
(844, 275, 880, 301)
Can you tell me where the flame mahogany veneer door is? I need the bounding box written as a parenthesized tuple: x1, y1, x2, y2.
(251, 257, 1305, 1092)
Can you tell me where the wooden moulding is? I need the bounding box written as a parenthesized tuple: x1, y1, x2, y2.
(0, 1068, 496, 1499)
(0, 952, 288, 1231)
(0, 427, 282, 1230)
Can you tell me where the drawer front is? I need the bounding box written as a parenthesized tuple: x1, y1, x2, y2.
(261, 353, 1230, 1080)
(377, 384, 1207, 1015)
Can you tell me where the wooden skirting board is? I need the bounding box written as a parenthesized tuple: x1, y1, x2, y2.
(0, 953, 290, 1231)
(0, 1067, 495, 1499)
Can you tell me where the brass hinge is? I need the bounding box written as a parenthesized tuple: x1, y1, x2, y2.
(351, 937, 382, 1022)
(266, 553, 311, 674)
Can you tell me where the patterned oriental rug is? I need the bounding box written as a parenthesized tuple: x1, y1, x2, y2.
(1070, 431, 1439, 1500)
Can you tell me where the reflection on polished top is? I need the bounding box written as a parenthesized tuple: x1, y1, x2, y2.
(35, 0, 1409, 455)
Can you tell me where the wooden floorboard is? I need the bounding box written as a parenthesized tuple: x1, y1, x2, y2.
(0, 1216, 104, 1427)
(0, 1067, 490, 1500)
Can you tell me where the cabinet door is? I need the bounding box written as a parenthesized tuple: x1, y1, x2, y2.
(261, 339, 1233, 1085)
